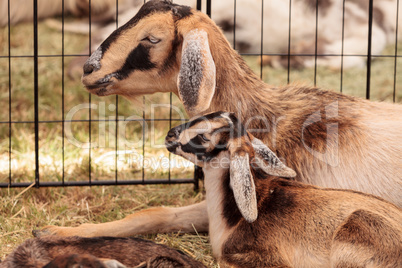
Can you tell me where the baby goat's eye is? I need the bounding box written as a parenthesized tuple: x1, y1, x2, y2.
(198, 134, 210, 142)
(141, 36, 161, 44)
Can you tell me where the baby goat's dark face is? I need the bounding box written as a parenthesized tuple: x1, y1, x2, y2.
(165, 112, 246, 166)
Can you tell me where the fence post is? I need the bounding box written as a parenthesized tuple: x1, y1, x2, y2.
(34, 0, 40, 188)
(366, 0, 374, 100)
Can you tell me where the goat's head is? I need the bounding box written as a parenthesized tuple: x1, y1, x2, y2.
(82, 0, 219, 115)
(165, 111, 296, 222)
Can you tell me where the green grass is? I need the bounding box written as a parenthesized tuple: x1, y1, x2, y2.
(0, 18, 401, 267)
(0, 184, 217, 267)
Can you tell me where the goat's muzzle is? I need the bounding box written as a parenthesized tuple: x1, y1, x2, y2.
(82, 73, 117, 96)
(165, 126, 182, 152)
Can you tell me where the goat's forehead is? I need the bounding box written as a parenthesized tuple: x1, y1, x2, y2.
(100, 1, 192, 50)
(186, 119, 228, 133)
(183, 112, 230, 130)
(100, 13, 173, 53)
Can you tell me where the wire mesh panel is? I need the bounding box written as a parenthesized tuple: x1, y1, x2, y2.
(0, 0, 212, 188)
(0, 0, 400, 189)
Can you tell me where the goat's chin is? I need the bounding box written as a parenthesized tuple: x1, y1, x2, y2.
(93, 87, 113, 96)
(84, 84, 114, 96)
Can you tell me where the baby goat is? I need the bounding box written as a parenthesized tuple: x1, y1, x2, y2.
(0, 235, 205, 268)
(165, 111, 402, 268)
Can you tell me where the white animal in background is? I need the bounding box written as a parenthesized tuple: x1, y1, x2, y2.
(2, 0, 401, 72)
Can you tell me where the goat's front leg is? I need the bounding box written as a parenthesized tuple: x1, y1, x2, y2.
(33, 201, 208, 237)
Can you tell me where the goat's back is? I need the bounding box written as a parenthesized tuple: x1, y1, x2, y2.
(261, 85, 402, 205)
(220, 177, 402, 267)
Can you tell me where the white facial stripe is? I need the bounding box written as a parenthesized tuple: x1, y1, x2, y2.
(220, 112, 231, 122)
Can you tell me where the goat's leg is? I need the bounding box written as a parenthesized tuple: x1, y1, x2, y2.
(330, 209, 402, 268)
(33, 201, 209, 237)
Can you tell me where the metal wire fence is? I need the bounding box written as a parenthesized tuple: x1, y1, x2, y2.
(0, 0, 400, 189)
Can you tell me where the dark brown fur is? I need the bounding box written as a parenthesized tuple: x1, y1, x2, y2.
(0, 236, 205, 268)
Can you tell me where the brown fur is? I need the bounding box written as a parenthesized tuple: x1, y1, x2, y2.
(168, 112, 402, 267)
(35, 0, 401, 242)
(81, 0, 401, 203)
(0, 236, 205, 268)
(220, 176, 402, 267)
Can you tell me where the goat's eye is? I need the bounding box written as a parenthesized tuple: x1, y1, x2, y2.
(198, 134, 210, 142)
(142, 36, 161, 44)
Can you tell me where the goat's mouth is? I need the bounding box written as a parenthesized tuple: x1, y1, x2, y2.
(84, 81, 114, 96)
(82, 73, 120, 96)
(165, 141, 179, 153)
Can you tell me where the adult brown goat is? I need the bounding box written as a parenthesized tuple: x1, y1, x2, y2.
(35, 0, 401, 238)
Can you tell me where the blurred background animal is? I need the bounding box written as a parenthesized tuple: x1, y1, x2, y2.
(2, 0, 401, 77)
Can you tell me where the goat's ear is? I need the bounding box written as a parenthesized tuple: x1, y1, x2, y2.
(177, 29, 216, 116)
(230, 151, 258, 223)
(251, 137, 297, 178)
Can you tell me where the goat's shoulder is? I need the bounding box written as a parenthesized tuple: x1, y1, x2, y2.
(254, 177, 317, 216)
(256, 176, 400, 216)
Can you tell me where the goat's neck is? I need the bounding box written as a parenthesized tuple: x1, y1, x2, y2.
(202, 163, 232, 259)
(206, 37, 280, 142)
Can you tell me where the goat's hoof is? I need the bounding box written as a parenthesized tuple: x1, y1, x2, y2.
(32, 225, 64, 237)
(32, 228, 51, 237)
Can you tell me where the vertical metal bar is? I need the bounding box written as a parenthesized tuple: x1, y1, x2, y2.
(88, 0, 92, 185)
(393, 0, 400, 103)
(340, 0, 346, 93)
(8, 0, 12, 186)
(313, 0, 319, 86)
(142, 0, 146, 183)
(142, 97, 145, 182)
(115, 96, 119, 184)
(115, 0, 119, 184)
(260, 0, 264, 79)
(366, 0, 374, 100)
(233, 0, 237, 50)
(61, 0, 65, 185)
(34, 0, 40, 187)
(287, 0, 292, 83)
(206, 0, 211, 17)
(168, 93, 172, 182)
(193, 164, 202, 192)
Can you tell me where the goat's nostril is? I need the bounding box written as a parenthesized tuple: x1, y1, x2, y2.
(83, 63, 95, 75)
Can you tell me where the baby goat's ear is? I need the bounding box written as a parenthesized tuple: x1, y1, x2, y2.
(177, 29, 216, 116)
(251, 137, 297, 178)
(230, 150, 258, 223)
